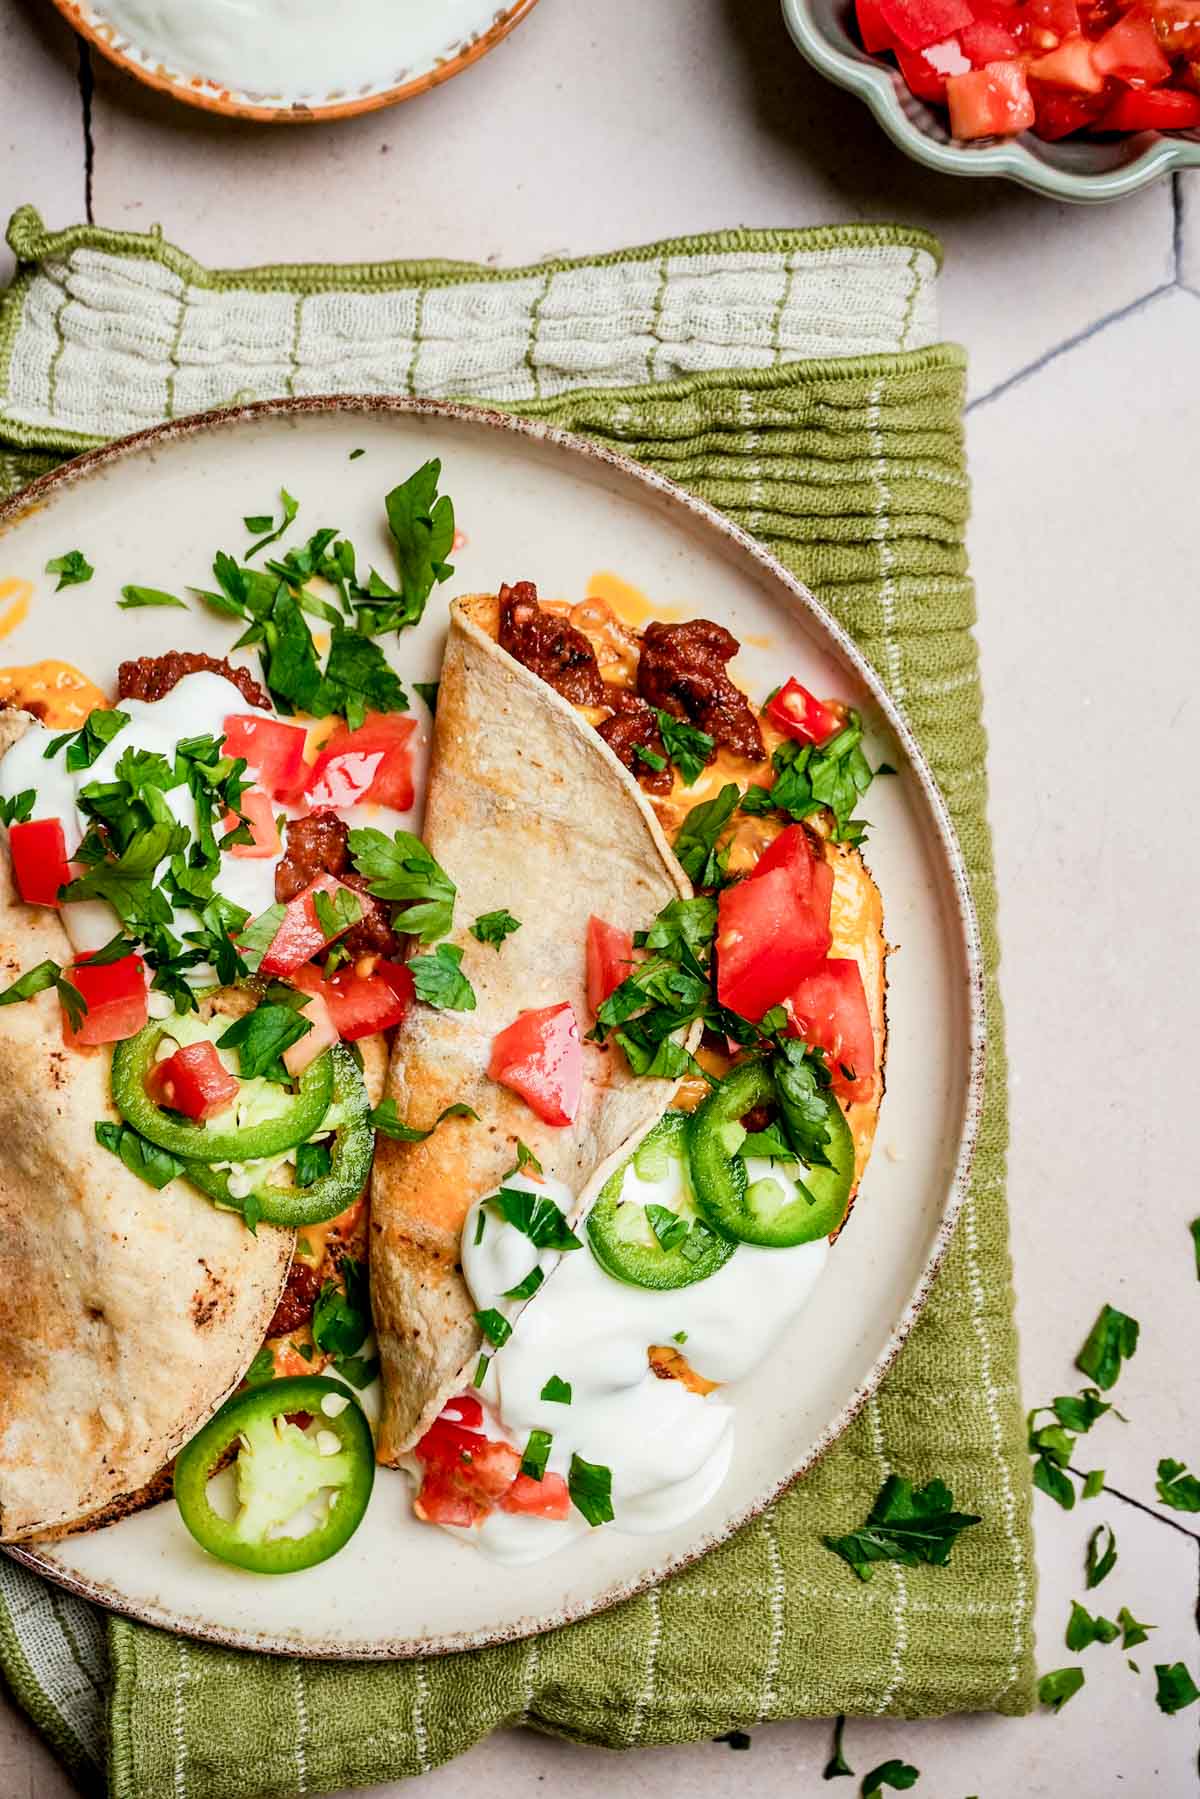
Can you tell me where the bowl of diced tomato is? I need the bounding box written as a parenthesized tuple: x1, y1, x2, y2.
(781, 0, 1200, 197)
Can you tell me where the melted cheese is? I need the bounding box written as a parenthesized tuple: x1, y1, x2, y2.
(0, 660, 109, 728)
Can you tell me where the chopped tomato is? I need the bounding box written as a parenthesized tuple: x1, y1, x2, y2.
(765, 678, 844, 747)
(8, 817, 70, 907)
(413, 1415, 523, 1526)
(255, 874, 356, 979)
(489, 1003, 583, 1127)
(1029, 79, 1112, 130)
(946, 59, 1037, 133)
(306, 714, 417, 813)
(751, 827, 836, 939)
(499, 1472, 571, 1519)
(1027, 0, 1082, 42)
(1092, 10, 1173, 77)
(586, 916, 634, 1017)
(145, 1040, 240, 1120)
(785, 959, 876, 1103)
(716, 865, 831, 1022)
(283, 988, 338, 1076)
(291, 957, 414, 1041)
(959, 13, 1022, 60)
(439, 1394, 484, 1430)
(1029, 33, 1106, 86)
(222, 787, 281, 860)
(857, 0, 899, 49)
(222, 714, 307, 803)
(878, 0, 973, 49)
(1098, 81, 1200, 121)
(898, 37, 971, 96)
(62, 952, 147, 1047)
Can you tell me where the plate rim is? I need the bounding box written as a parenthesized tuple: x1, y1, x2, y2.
(1, 394, 987, 1659)
(47, 0, 541, 124)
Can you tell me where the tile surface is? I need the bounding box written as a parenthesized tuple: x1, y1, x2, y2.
(1, 0, 1200, 1793)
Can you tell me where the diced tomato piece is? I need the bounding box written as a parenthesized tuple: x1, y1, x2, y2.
(716, 865, 832, 1022)
(766, 678, 844, 747)
(500, 1471, 572, 1519)
(489, 1003, 583, 1127)
(897, 37, 971, 96)
(255, 874, 357, 979)
(878, 0, 972, 48)
(306, 714, 417, 813)
(221, 787, 281, 860)
(752, 823, 818, 890)
(1091, 12, 1172, 81)
(414, 1469, 486, 1527)
(1030, 79, 1112, 132)
(145, 1040, 240, 1120)
(413, 1415, 524, 1526)
(785, 959, 876, 1103)
(282, 988, 338, 1076)
(8, 817, 70, 907)
(62, 952, 147, 1047)
(439, 1394, 484, 1430)
(291, 957, 414, 1041)
(857, 0, 898, 49)
(1029, 33, 1105, 88)
(222, 715, 308, 803)
(586, 916, 634, 1017)
(947, 59, 1036, 133)
(1098, 82, 1200, 123)
(959, 14, 1021, 61)
(1027, 0, 1081, 43)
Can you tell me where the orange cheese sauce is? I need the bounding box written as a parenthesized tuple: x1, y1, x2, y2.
(0, 579, 33, 641)
(0, 660, 110, 727)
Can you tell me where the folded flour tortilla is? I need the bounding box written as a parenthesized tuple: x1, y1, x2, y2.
(0, 710, 293, 1542)
(371, 597, 694, 1462)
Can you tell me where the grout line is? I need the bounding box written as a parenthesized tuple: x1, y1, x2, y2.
(1171, 171, 1183, 283)
(965, 282, 1175, 417)
(1070, 1465, 1200, 1545)
(75, 38, 95, 225)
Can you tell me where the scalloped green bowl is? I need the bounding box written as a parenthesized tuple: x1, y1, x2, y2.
(781, 0, 1200, 201)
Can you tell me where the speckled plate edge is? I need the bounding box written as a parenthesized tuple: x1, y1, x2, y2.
(1, 395, 986, 1659)
(781, 0, 1200, 201)
(46, 0, 541, 123)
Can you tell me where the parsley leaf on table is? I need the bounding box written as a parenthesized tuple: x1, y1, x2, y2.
(1038, 1667, 1085, 1713)
(822, 1474, 981, 1581)
(823, 1715, 854, 1780)
(1154, 1662, 1200, 1715)
(409, 943, 476, 1011)
(1075, 1303, 1139, 1390)
(1116, 1606, 1154, 1650)
(1085, 1522, 1117, 1588)
(1065, 1599, 1120, 1651)
(1155, 1458, 1200, 1512)
(861, 1761, 919, 1795)
(45, 550, 93, 590)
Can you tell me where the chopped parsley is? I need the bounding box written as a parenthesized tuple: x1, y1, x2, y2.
(1027, 1385, 1115, 1512)
(368, 1099, 479, 1142)
(861, 1761, 919, 1795)
(94, 1119, 183, 1189)
(332, 1354, 380, 1390)
(311, 1257, 370, 1359)
(1154, 1662, 1199, 1715)
(378, 460, 455, 633)
(46, 706, 130, 772)
(1084, 1523, 1116, 1589)
(520, 1428, 553, 1482)
(45, 550, 93, 590)
(414, 681, 439, 714)
(1155, 1457, 1200, 1513)
(473, 1355, 489, 1389)
(217, 1000, 312, 1082)
(508, 1139, 543, 1179)
(238, 902, 286, 974)
(1038, 1667, 1084, 1713)
(244, 1346, 276, 1386)
(654, 710, 714, 786)
(470, 908, 521, 948)
(632, 743, 667, 773)
(1117, 1606, 1154, 1650)
(645, 1203, 690, 1253)
(118, 585, 188, 610)
(1065, 1599, 1119, 1651)
(244, 488, 299, 559)
(487, 1186, 581, 1251)
(0, 957, 91, 1030)
(739, 714, 876, 844)
(823, 1715, 853, 1779)
(347, 827, 455, 942)
(0, 788, 35, 825)
(568, 1452, 614, 1526)
(673, 783, 739, 887)
(409, 943, 476, 1011)
(1075, 1303, 1139, 1390)
(313, 885, 362, 940)
(822, 1474, 981, 1581)
(502, 1265, 545, 1302)
(294, 1140, 332, 1188)
(540, 1375, 572, 1404)
(474, 1308, 512, 1349)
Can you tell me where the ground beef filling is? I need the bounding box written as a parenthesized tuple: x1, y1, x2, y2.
(597, 691, 673, 794)
(116, 651, 270, 711)
(275, 811, 401, 961)
(498, 581, 608, 707)
(636, 619, 765, 763)
(267, 1261, 321, 1338)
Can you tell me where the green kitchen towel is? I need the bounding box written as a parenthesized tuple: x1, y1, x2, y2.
(0, 211, 1035, 1799)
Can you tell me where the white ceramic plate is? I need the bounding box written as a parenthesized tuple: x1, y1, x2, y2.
(48, 0, 541, 123)
(0, 398, 983, 1657)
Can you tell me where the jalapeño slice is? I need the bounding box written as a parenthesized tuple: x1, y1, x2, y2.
(173, 1375, 374, 1574)
(111, 1018, 334, 1164)
(183, 1045, 372, 1227)
(687, 1058, 854, 1248)
(587, 1112, 734, 1291)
